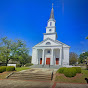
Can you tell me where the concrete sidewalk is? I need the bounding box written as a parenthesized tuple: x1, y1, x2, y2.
(0, 79, 52, 88)
(55, 82, 88, 88)
(0, 79, 88, 88)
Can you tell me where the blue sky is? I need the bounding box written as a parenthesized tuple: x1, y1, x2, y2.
(0, 0, 88, 56)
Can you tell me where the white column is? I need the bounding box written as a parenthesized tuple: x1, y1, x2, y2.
(59, 48, 62, 65)
(51, 49, 54, 65)
(42, 49, 45, 65)
(54, 54, 55, 65)
(36, 49, 38, 64)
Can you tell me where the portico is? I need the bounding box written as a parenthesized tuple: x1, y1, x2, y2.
(32, 47, 62, 65)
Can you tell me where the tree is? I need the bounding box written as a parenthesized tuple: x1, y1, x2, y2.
(0, 37, 12, 64)
(78, 52, 88, 64)
(69, 52, 78, 65)
(86, 36, 88, 39)
(10, 39, 30, 65)
(0, 37, 30, 65)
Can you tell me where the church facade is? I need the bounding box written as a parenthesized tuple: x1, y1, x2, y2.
(32, 6, 70, 66)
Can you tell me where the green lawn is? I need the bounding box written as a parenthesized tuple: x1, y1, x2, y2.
(15, 67, 30, 71)
(55, 70, 88, 83)
(0, 67, 30, 79)
(0, 72, 12, 79)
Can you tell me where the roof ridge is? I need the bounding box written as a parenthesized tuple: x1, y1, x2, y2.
(56, 40, 70, 47)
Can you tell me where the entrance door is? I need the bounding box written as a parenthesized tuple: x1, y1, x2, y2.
(46, 58, 50, 65)
(40, 58, 42, 64)
(56, 58, 59, 65)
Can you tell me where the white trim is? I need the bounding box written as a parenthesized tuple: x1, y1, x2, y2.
(33, 38, 70, 48)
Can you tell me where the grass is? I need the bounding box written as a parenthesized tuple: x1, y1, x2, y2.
(0, 67, 30, 79)
(0, 72, 12, 79)
(55, 69, 88, 83)
(15, 67, 30, 71)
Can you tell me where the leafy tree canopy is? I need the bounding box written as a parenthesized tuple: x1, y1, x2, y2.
(86, 36, 88, 39)
(69, 52, 78, 65)
(0, 37, 30, 65)
(78, 51, 88, 64)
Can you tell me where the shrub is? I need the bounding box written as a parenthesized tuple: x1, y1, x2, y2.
(6, 66, 15, 71)
(72, 67, 81, 73)
(57, 67, 66, 73)
(1, 66, 6, 72)
(0, 66, 6, 73)
(63, 68, 77, 77)
(16, 64, 22, 67)
(86, 65, 88, 70)
(25, 63, 33, 67)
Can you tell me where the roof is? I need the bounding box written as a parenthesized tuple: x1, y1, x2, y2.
(33, 38, 70, 48)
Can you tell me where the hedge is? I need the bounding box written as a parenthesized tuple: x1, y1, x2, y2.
(6, 66, 15, 71)
(0, 66, 6, 73)
(63, 68, 77, 77)
(72, 67, 81, 73)
(16, 64, 22, 67)
(57, 67, 66, 73)
(86, 65, 88, 70)
(25, 63, 33, 67)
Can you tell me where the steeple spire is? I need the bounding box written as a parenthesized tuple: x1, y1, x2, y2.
(50, 3, 54, 19)
(52, 3, 53, 8)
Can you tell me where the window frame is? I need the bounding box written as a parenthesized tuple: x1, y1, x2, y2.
(46, 42, 51, 45)
(47, 50, 50, 54)
(50, 22, 52, 26)
(49, 29, 52, 32)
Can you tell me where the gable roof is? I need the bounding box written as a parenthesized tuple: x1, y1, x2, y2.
(33, 38, 70, 48)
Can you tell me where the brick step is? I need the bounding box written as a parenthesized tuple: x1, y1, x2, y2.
(14, 73, 51, 74)
(14, 73, 52, 75)
(12, 74, 51, 77)
(9, 75, 51, 79)
(10, 75, 51, 78)
(8, 78, 51, 81)
(12, 73, 51, 76)
(9, 76, 51, 79)
(8, 77, 51, 80)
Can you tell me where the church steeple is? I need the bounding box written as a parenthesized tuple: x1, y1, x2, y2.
(43, 3, 57, 40)
(50, 3, 54, 19)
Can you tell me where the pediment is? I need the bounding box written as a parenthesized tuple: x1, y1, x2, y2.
(33, 38, 70, 48)
(34, 38, 62, 47)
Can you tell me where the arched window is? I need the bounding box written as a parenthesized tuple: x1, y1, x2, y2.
(47, 50, 50, 53)
(50, 22, 52, 26)
(49, 29, 52, 31)
(46, 42, 51, 45)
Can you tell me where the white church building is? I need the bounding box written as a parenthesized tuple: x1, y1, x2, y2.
(32, 6, 70, 66)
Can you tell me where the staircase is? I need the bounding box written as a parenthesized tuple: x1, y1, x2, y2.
(6, 68, 53, 81)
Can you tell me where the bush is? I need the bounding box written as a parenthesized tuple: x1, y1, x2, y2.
(25, 63, 33, 67)
(57, 67, 66, 73)
(86, 65, 88, 70)
(1, 66, 6, 72)
(0, 66, 6, 73)
(72, 67, 81, 73)
(63, 68, 77, 77)
(6, 66, 15, 71)
(16, 64, 22, 67)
